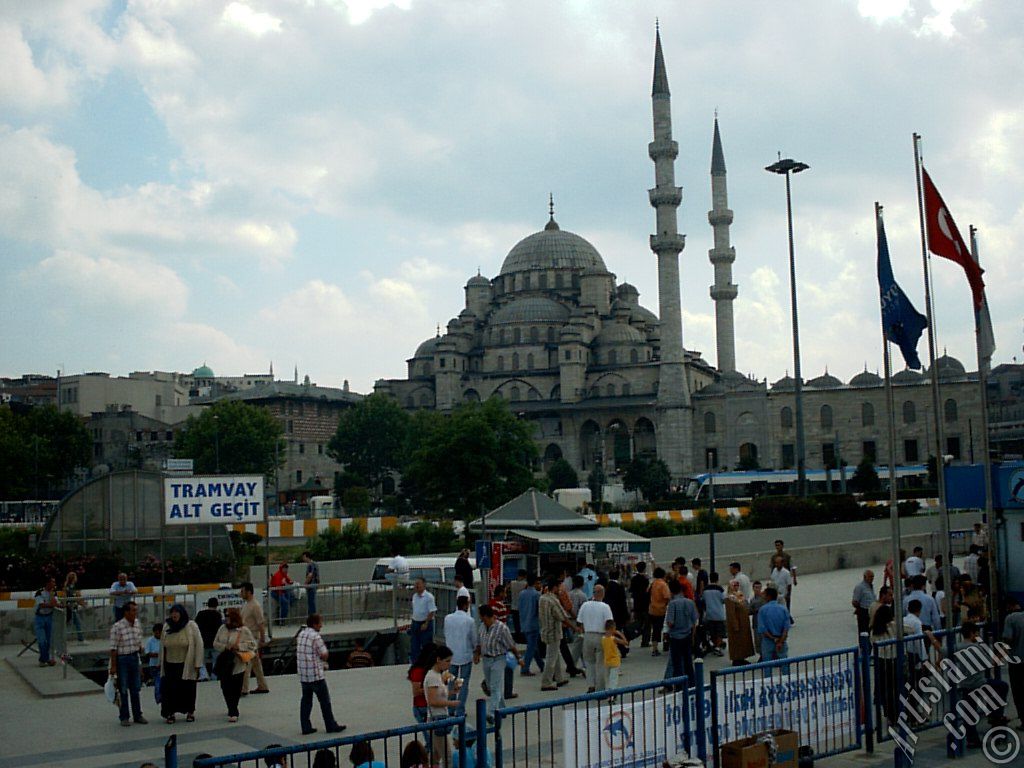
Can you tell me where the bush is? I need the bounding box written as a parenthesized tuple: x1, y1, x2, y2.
(305, 519, 461, 562)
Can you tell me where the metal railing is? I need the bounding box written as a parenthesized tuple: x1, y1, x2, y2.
(491, 673, 702, 768)
(184, 716, 468, 768)
(709, 644, 864, 767)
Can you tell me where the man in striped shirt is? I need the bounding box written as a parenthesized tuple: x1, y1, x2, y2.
(477, 605, 523, 721)
(296, 614, 346, 736)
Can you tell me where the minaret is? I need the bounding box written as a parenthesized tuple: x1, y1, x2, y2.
(708, 116, 738, 373)
(648, 26, 692, 475)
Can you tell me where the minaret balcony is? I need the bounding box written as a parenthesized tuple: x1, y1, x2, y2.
(648, 187, 682, 207)
(709, 283, 738, 301)
(649, 233, 686, 253)
(708, 246, 736, 265)
(648, 140, 679, 161)
(708, 209, 733, 226)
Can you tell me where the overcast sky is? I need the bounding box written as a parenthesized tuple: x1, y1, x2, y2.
(2, 0, 1021, 392)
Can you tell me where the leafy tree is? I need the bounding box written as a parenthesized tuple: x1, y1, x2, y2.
(0, 405, 90, 500)
(546, 458, 578, 493)
(328, 393, 410, 494)
(850, 459, 881, 493)
(174, 400, 284, 476)
(341, 486, 371, 513)
(586, 465, 606, 509)
(622, 456, 672, 502)
(402, 399, 538, 517)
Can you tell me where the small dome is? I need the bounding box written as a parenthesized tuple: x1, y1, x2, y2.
(893, 368, 923, 384)
(467, 274, 490, 288)
(192, 364, 214, 378)
(490, 297, 570, 325)
(771, 374, 796, 391)
(616, 283, 640, 302)
(850, 369, 883, 387)
(499, 222, 606, 276)
(413, 336, 441, 359)
(630, 305, 660, 327)
(807, 370, 843, 389)
(930, 354, 966, 380)
(594, 323, 645, 346)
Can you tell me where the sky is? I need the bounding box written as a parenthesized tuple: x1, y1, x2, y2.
(2, 0, 1022, 393)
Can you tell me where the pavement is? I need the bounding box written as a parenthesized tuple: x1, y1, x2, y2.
(0, 559, 1018, 768)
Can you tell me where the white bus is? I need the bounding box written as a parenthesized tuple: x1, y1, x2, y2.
(682, 464, 929, 502)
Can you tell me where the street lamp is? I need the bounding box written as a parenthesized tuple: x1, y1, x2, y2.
(213, 413, 221, 474)
(707, 449, 716, 575)
(766, 155, 810, 497)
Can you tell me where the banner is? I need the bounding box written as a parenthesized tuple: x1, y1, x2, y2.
(564, 693, 683, 768)
(164, 476, 264, 525)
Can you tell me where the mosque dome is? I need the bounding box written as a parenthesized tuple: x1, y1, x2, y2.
(192, 364, 214, 378)
(892, 368, 923, 384)
(594, 323, 645, 346)
(499, 218, 607, 276)
(771, 374, 796, 391)
(930, 354, 966, 380)
(807, 371, 843, 389)
(850, 369, 883, 387)
(413, 336, 442, 359)
(467, 274, 490, 288)
(490, 297, 570, 325)
(630, 305, 660, 327)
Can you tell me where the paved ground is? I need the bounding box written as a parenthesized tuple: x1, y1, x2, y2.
(0, 560, 1018, 768)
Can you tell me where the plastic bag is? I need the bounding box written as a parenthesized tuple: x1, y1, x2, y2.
(505, 651, 517, 670)
(105, 675, 120, 707)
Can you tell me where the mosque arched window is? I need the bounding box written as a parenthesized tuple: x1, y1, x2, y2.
(704, 412, 716, 434)
(780, 406, 793, 429)
(510, 387, 521, 402)
(539, 273, 548, 289)
(606, 384, 616, 397)
(499, 329, 507, 344)
(523, 274, 531, 290)
(862, 402, 875, 427)
(513, 328, 521, 344)
(622, 383, 631, 396)
(555, 273, 564, 289)
(630, 349, 639, 364)
(903, 401, 916, 424)
(530, 327, 539, 343)
(820, 404, 833, 430)
(497, 355, 504, 371)
(527, 353, 534, 370)
(944, 398, 958, 423)
(512, 353, 519, 370)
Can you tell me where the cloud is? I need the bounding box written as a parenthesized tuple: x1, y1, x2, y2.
(221, 3, 283, 38)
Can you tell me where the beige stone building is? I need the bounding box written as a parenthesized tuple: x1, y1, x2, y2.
(374, 31, 984, 483)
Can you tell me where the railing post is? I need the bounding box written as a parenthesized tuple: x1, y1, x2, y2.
(859, 632, 874, 753)
(493, 708, 504, 768)
(944, 628, 963, 759)
(475, 698, 488, 768)
(710, 666, 721, 768)
(694, 658, 707, 763)
(456, 715, 467, 768)
(164, 734, 177, 768)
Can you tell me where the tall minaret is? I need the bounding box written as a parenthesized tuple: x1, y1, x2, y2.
(648, 26, 692, 475)
(708, 116, 738, 373)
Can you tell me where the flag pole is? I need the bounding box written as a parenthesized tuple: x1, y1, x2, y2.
(913, 133, 954, 639)
(969, 225, 998, 623)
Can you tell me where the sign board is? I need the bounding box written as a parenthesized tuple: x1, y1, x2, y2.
(164, 476, 264, 525)
(538, 540, 650, 555)
(164, 458, 194, 474)
(564, 693, 682, 768)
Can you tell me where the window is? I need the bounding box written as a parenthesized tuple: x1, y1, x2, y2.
(155, 394, 162, 407)
(630, 349, 639, 364)
(419, 393, 430, 406)
(862, 402, 874, 427)
(608, 350, 617, 365)
(622, 383, 631, 396)
(299, 443, 305, 454)
(781, 444, 795, 469)
(510, 387, 521, 402)
(863, 441, 877, 462)
(527, 353, 534, 369)
(318, 444, 324, 455)
(136, 430, 143, 441)
(903, 401, 916, 424)
(513, 328, 521, 344)
(497, 355, 504, 371)
(780, 407, 793, 429)
(823, 443, 836, 468)
(555, 273, 564, 288)
(904, 439, 919, 463)
(439, 357, 446, 368)
(539, 273, 548, 289)
(512, 353, 519, 370)
(166, 431, 173, 441)
(606, 384, 616, 397)
(820, 404, 833, 430)
(944, 398, 958, 423)
(150, 431, 158, 441)
(296, 470, 303, 484)
(704, 412, 716, 434)
(564, 350, 571, 361)
(499, 329, 507, 344)
(946, 436, 961, 460)
(530, 327, 539, 343)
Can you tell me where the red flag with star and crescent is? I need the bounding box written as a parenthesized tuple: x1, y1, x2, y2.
(922, 167, 985, 308)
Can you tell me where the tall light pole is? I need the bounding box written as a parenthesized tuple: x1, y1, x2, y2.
(213, 413, 221, 474)
(766, 156, 810, 497)
(707, 449, 716, 575)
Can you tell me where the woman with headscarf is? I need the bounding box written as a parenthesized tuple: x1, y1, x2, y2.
(212, 607, 256, 722)
(724, 580, 754, 666)
(159, 603, 204, 723)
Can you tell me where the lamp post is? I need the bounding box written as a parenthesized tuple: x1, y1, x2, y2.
(213, 413, 220, 474)
(707, 449, 716, 575)
(766, 155, 810, 497)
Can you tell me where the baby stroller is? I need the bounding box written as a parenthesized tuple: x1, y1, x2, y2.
(692, 622, 714, 658)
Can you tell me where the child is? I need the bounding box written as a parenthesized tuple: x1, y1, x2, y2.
(601, 620, 628, 690)
(144, 623, 162, 704)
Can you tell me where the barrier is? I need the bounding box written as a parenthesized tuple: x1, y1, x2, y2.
(709, 645, 864, 767)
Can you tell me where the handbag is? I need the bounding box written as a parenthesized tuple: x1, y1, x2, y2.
(237, 650, 255, 664)
(214, 649, 235, 678)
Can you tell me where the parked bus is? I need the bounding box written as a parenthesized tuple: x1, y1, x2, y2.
(682, 464, 929, 502)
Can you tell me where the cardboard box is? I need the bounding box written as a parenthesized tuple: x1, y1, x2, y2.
(721, 729, 798, 768)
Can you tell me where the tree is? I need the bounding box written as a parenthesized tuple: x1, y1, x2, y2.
(850, 459, 881, 493)
(174, 400, 284, 476)
(328, 393, 410, 494)
(546, 458, 578, 493)
(587, 465, 606, 509)
(402, 398, 538, 516)
(0, 405, 90, 500)
(622, 456, 672, 502)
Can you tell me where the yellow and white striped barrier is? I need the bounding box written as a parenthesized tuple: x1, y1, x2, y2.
(228, 516, 399, 539)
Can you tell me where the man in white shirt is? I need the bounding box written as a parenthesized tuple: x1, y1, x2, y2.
(902, 575, 942, 631)
(728, 562, 753, 601)
(409, 578, 437, 664)
(903, 547, 926, 580)
(970, 522, 988, 550)
(576, 585, 613, 693)
(769, 556, 792, 605)
(443, 595, 477, 716)
(964, 546, 981, 582)
(903, 599, 941, 688)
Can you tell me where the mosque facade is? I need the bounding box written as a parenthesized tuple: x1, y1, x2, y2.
(374, 31, 983, 482)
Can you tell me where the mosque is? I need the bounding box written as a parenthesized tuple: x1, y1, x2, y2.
(374, 31, 982, 482)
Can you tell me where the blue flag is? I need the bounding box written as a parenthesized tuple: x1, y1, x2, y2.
(877, 210, 927, 370)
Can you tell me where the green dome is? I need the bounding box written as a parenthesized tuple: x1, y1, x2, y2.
(192, 364, 215, 378)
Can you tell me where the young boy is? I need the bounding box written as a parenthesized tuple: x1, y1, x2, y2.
(602, 620, 629, 691)
(144, 623, 162, 704)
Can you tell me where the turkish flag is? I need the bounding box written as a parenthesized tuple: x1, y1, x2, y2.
(922, 167, 985, 308)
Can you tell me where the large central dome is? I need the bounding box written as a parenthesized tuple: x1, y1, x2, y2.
(499, 217, 607, 276)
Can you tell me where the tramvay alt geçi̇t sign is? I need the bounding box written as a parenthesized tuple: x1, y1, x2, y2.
(163, 476, 265, 525)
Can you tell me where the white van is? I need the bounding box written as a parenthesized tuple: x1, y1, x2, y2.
(370, 556, 480, 586)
